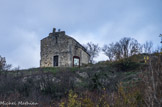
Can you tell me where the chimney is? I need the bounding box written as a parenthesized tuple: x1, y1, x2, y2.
(53, 28, 56, 33)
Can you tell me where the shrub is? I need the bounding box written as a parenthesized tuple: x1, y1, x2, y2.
(112, 58, 141, 72)
(114, 82, 143, 107)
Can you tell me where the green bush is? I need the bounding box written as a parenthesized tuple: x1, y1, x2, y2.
(112, 58, 141, 72)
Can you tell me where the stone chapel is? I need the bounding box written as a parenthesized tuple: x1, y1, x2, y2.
(40, 28, 90, 67)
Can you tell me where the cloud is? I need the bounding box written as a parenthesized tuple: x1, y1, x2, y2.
(1, 28, 40, 69)
(0, 0, 161, 68)
(69, 20, 161, 62)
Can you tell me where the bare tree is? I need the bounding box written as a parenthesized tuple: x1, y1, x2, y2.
(129, 38, 142, 56)
(102, 37, 142, 61)
(0, 55, 11, 71)
(113, 42, 122, 60)
(143, 41, 153, 53)
(119, 37, 131, 58)
(85, 42, 100, 63)
(102, 43, 114, 61)
(103, 42, 122, 61)
(119, 37, 141, 58)
(0, 56, 6, 71)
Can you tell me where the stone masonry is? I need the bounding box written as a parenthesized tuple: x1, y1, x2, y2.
(40, 28, 90, 67)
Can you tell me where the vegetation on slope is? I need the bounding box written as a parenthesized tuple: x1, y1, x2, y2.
(0, 53, 161, 107)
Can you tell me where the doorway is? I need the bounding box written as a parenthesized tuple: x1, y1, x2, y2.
(53, 55, 58, 66)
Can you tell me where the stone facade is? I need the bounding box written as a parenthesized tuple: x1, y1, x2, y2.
(40, 28, 90, 67)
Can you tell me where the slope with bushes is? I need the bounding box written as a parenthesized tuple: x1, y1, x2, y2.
(0, 53, 161, 106)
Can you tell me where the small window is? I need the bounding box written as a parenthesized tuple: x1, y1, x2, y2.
(73, 56, 80, 67)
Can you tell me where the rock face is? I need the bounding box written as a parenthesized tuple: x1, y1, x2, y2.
(40, 28, 90, 67)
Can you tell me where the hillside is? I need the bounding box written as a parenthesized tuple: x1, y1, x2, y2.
(0, 53, 161, 107)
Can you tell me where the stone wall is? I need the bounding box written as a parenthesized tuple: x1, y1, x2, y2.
(40, 29, 90, 67)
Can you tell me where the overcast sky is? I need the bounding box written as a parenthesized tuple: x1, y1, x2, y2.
(0, 0, 161, 69)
